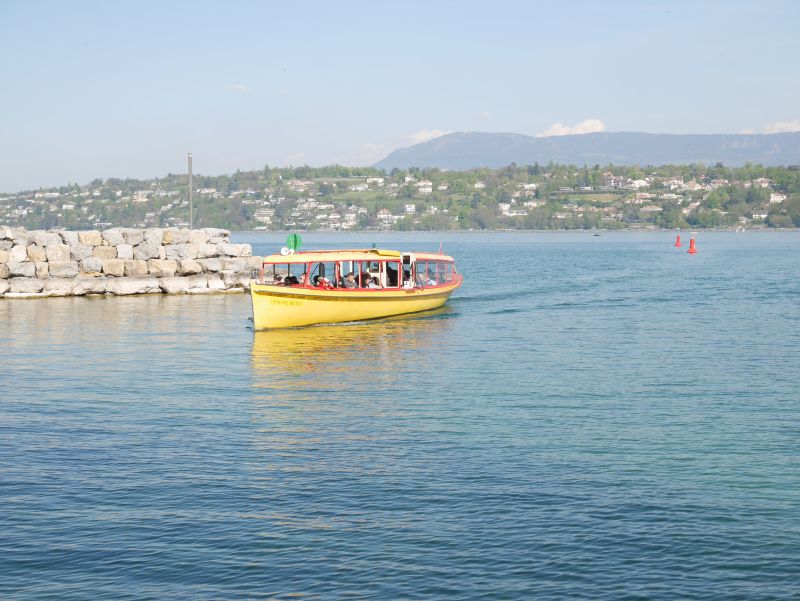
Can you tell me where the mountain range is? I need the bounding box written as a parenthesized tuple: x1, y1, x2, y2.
(374, 131, 800, 170)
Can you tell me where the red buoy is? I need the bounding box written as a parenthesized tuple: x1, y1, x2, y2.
(674, 234, 682, 247)
(687, 237, 697, 254)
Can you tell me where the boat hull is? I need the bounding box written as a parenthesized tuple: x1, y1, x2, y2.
(250, 278, 462, 329)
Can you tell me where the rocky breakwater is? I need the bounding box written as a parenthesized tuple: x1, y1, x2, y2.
(0, 227, 263, 298)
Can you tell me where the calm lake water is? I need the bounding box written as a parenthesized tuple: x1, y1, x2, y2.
(1, 231, 799, 600)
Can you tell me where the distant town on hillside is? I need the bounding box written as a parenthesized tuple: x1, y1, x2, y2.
(2, 163, 799, 232)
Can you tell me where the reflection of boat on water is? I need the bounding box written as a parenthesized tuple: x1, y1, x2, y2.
(251, 307, 454, 380)
(250, 248, 463, 329)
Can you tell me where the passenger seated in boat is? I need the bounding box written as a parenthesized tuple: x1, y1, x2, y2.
(360, 272, 372, 288)
(365, 276, 380, 289)
(272, 274, 284, 285)
(284, 275, 299, 286)
(342, 272, 358, 288)
(427, 272, 438, 286)
(313, 275, 333, 288)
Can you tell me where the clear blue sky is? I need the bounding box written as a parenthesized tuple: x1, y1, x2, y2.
(1, 0, 798, 192)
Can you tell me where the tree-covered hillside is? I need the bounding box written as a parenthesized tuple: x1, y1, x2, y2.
(2, 163, 799, 231)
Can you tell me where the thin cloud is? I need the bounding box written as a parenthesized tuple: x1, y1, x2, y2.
(536, 118, 605, 137)
(360, 143, 387, 162)
(478, 111, 490, 121)
(407, 129, 450, 145)
(232, 84, 251, 94)
(358, 131, 449, 165)
(763, 119, 800, 134)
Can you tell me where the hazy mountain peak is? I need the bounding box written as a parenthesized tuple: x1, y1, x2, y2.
(374, 131, 800, 169)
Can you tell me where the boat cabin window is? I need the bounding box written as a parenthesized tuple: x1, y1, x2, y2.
(385, 260, 400, 288)
(337, 260, 380, 288)
(415, 260, 428, 285)
(307, 261, 338, 287)
(402, 255, 413, 287)
(363, 260, 381, 288)
(264, 262, 305, 285)
(412, 259, 452, 286)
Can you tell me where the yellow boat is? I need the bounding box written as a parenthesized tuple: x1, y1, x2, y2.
(250, 248, 463, 329)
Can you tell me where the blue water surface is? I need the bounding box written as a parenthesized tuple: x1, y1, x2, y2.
(1, 231, 799, 600)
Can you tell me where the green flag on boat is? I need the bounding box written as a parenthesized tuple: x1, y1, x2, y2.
(286, 233, 302, 252)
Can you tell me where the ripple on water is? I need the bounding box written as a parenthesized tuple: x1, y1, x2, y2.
(1, 232, 799, 600)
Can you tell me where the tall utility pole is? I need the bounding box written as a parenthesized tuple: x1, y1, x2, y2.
(188, 152, 193, 228)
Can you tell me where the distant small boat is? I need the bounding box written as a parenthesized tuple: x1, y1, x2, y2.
(593, 233, 602, 237)
(250, 248, 463, 329)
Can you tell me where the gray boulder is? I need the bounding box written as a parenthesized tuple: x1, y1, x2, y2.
(221, 270, 250, 288)
(0, 264, 9, 279)
(116, 243, 134, 260)
(35, 231, 63, 247)
(72, 276, 107, 295)
(107, 277, 161, 295)
(206, 273, 226, 291)
(124, 260, 149, 277)
(184, 274, 209, 293)
(195, 243, 219, 259)
(102, 228, 126, 246)
(78, 230, 103, 246)
(9, 277, 44, 294)
(102, 259, 125, 277)
(147, 259, 178, 277)
(221, 257, 247, 272)
(81, 257, 104, 275)
(133, 240, 161, 261)
(165, 243, 197, 261)
(8, 261, 36, 277)
(9, 245, 28, 263)
(204, 228, 229, 244)
(93, 246, 117, 260)
(123, 229, 145, 246)
(196, 258, 222, 272)
(35, 261, 49, 278)
(49, 261, 80, 278)
(177, 259, 202, 275)
(70, 244, 93, 261)
(0, 279, 9, 294)
(59, 231, 80, 245)
(163, 228, 190, 244)
(27, 245, 47, 262)
(159, 277, 190, 294)
(10, 230, 31, 246)
(144, 228, 164, 245)
(44, 278, 75, 297)
(217, 242, 250, 257)
(46, 244, 71, 262)
(188, 229, 210, 244)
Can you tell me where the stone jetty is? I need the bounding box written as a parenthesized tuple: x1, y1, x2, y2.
(0, 227, 263, 298)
